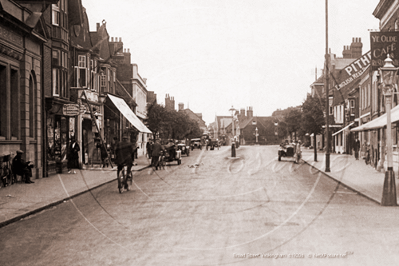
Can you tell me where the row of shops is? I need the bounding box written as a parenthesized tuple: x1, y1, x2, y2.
(44, 91, 152, 176)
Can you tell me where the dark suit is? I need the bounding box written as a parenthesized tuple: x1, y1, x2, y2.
(12, 155, 33, 183)
(151, 142, 164, 169)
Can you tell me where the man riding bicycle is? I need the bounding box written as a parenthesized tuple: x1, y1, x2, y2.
(114, 135, 137, 193)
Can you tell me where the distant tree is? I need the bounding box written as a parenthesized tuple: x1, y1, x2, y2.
(284, 108, 302, 141)
(301, 93, 325, 161)
(146, 102, 202, 141)
(277, 121, 288, 139)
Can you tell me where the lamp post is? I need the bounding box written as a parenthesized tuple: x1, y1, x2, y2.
(380, 54, 398, 206)
(229, 106, 236, 157)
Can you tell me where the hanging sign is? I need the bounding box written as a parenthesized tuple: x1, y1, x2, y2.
(370, 31, 399, 70)
(62, 104, 80, 116)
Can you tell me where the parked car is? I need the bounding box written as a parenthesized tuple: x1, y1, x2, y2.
(177, 143, 190, 156)
(278, 142, 301, 162)
(190, 138, 202, 150)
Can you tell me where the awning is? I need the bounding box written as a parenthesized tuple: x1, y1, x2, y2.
(351, 104, 399, 132)
(332, 122, 354, 136)
(107, 94, 152, 134)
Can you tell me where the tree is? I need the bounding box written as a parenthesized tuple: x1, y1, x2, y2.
(284, 108, 302, 141)
(301, 93, 325, 161)
(145, 102, 203, 141)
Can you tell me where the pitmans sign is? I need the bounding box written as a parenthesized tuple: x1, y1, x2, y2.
(370, 31, 399, 70)
(334, 51, 371, 90)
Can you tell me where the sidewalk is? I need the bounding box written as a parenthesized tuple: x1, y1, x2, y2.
(301, 149, 399, 205)
(0, 155, 152, 228)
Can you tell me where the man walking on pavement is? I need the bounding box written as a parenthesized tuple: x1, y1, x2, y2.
(151, 139, 164, 170)
(354, 137, 360, 160)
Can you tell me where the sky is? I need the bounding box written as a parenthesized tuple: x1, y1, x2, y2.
(83, 0, 380, 125)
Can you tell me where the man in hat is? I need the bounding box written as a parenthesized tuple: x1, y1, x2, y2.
(114, 135, 136, 193)
(12, 150, 34, 183)
(68, 136, 80, 174)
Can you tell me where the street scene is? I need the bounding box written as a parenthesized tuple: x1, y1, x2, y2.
(1, 146, 399, 266)
(2, 0, 399, 265)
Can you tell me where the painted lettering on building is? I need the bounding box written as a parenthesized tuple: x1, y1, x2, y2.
(370, 31, 399, 70)
(334, 51, 371, 91)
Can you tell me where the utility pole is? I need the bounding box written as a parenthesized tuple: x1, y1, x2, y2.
(325, 0, 331, 172)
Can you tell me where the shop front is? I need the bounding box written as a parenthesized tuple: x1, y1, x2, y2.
(45, 99, 77, 175)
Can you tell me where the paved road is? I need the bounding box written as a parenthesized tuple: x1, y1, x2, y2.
(1, 146, 398, 266)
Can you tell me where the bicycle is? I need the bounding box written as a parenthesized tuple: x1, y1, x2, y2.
(1, 154, 13, 187)
(118, 163, 133, 194)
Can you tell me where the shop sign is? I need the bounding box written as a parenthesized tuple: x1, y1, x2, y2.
(334, 51, 371, 90)
(62, 104, 80, 116)
(370, 31, 399, 70)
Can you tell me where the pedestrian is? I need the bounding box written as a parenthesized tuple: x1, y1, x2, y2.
(151, 139, 164, 170)
(146, 140, 153, 159)
(12, 150, 34, 183)
(100, 142, 109, 168)
(354, 137, 360, 160)
(68, 137, 80, 174)
(294, 140, 302, 164)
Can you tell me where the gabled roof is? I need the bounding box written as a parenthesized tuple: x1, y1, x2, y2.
(181, 108, 206, 127)
(70, 6, 92, 50)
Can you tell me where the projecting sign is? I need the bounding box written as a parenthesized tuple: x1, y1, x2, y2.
(370, 31, 399, 70)
(334, 51, 371, 91)
(62, 104, 80, 116)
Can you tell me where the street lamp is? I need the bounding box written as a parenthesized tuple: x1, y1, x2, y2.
(379, 54, 398, 206)
(229, 106, 236, 157)
(255, 127, 259, 144)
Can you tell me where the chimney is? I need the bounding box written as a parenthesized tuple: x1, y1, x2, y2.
(96, 23, 100, 31)
(240, 108, 245, 117)
(178, 103, 184, 111)
(350, 37, 362, 58)
(342, 45, 351, 58)
(247, 106, 253, 118)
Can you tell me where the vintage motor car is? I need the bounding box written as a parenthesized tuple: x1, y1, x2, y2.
(206, 139, 220, 150)
(190, 138, 202, 150)
(177, 143, 190, 156)
(162, 143, 182, 165)
(278, 141, 302, 163)
(278, 142, 296, 161)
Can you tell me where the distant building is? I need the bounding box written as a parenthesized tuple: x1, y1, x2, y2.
(178, 103, 207, 133)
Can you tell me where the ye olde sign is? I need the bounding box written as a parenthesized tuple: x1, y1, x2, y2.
(63, 104, 80, 116)
(370, 31, 399, 70)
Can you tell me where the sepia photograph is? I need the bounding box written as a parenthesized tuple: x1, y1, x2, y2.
(1, 0, 398, 265)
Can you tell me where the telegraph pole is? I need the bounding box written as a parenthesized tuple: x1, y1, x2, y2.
(325, 0, 331, 172)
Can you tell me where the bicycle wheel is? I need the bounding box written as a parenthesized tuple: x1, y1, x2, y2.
(126, 172, 132, 191)
(118, 170, 126, 194)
